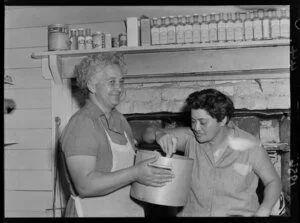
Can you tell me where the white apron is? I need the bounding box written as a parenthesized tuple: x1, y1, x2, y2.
(70, 129, 144, 217)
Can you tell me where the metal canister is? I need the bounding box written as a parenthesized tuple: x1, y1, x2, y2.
(101, 33, 106, 48)
(112, 37, 119, 48)
(48, 24, 70, 51)
(69, 29, 78, 50)
(92, 31, 102, 49)
(119, 33, 127, 47)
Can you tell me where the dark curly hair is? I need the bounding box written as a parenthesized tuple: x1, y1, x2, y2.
(185, 88, 234, 124)
(74, 53, 127, 99)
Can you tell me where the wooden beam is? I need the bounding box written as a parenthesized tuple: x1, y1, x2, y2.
(49, 55, 63, 84)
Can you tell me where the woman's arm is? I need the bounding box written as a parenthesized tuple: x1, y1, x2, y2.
(142, 126, 192, 156)
(252, 146, 282, 216)
(67, 154, 175, 198)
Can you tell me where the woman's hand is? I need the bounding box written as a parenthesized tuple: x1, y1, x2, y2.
(133, 153, 175, 187)
(156, 132, 177, 157)
(253, 207, 271, 217)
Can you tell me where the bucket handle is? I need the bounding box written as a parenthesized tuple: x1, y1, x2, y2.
(148, 162, 172, 170)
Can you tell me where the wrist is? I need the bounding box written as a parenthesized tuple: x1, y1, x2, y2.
(154, 129, 164, 141)
(129, 166, 138, 182)
(256, 206, 271, 216)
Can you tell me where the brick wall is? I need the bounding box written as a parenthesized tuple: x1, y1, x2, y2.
(117, 78, 290, 143)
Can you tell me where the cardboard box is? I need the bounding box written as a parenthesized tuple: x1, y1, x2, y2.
(126, 17, 139, 47)
(140, 16, 151, 46)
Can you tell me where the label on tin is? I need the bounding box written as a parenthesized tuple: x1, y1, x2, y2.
(253, 20, 263, 40)
(271, 19, 280, 38)
(208, 23, 217, 42)
(226, 22, 235, 42)
(119, 34, 127, 47)
(244, 21, 254, 40)
(77, 36, 85, 50)
(151, 27, 160, 45)
(192, 24, 201, 43)
(263, 19, 271, 39)
(159, 26, 168, 45)
(167, 26, 176, 44)
(184, 24, 193, 43)
(85, 36, 93, 49)
(176, 25, 185, 44)
(217, 22, 226, 42)
(235, 22, 244, 41)
(200, 23, 209, 43)
(92, 34, 102, 49)
(280, 19, 289, 38)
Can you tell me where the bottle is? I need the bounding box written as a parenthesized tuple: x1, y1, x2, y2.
(70, 29, 78, 50)
(217, 12, 226, 43)
(184, 15, 193, 44)
(167, 16, 176, 44)
(85, 28, 93, 49)
(77, 28, 85, 50)
(209, 13, 218, 43)
(244, 11, 254, 41)
(271, 10, 280, 39)
(253, 10, 263, 40)
(151, 17, 160, 45)
(159, 17, 168, 45)
(234, 12, 244, 41)
(280, 8, 290, 39)
(176, 15, 185, 44)
(173, 16, 179, 44)
(192, 14, 201, 43)
(200, 14, 209, 43)
(226, 12, 235, 42)
(262, 9, 272, 40)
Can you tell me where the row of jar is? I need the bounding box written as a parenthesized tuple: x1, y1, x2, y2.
(150, 8, 289, 45)
(69, 28, 128, 50)
(48, 25, 128, 51)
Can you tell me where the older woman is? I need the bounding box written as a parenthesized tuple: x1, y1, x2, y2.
(61, 53, 174, 217)
(143, 88, 282, 217)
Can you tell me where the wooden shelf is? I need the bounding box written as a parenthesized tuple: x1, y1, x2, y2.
(31, 39, 290, 85)
(31, 39, 289, 59)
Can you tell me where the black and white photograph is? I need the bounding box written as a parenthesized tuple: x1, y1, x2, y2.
(4, 4, 299, 220)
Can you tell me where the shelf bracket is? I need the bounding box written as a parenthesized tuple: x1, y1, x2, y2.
(49, 55, 63, 85)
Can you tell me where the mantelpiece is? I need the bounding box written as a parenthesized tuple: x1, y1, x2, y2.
(31, 39, 291, 156)
(31, 39, 290, 85)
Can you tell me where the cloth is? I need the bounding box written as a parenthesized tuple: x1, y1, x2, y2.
(61, 99, 144, 217)
(71, 129, 144, 217)
(61, 99, 135, 172)
(174, 122, 270, 217)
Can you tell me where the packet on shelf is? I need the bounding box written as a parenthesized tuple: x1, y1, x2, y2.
(126, 17, 140, 47)
(140, 15, 151, 46)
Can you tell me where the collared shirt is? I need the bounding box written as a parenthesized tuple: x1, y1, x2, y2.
(61, 99, 135, 172)
(175, 122, 268, 217)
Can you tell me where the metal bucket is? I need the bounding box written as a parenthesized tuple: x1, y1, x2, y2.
(130, 150, 193, 207)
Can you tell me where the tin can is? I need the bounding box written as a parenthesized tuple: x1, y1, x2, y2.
(112, 37, 119, 48)
(92, 31, 102, 49)
(69, 29, 78, 50)
(77, 28, 85, 50)
(119, 33, 127, 47)
(48, 24, 70, 51)
(101, 33, 106, 48)
(85, 28, 93, 50)
(105, 33, 112, 48)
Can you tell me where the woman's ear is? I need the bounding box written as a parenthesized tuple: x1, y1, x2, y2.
(220, 116, 228, 126)
(87, 80, 96, 94)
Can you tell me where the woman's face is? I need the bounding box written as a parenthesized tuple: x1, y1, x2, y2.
(93, 64, 125, 110)
(191, 108, 224, 143)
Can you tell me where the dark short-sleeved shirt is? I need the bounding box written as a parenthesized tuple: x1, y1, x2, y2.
(61, 99, 135, 172)
(174, 122, 269, 217)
